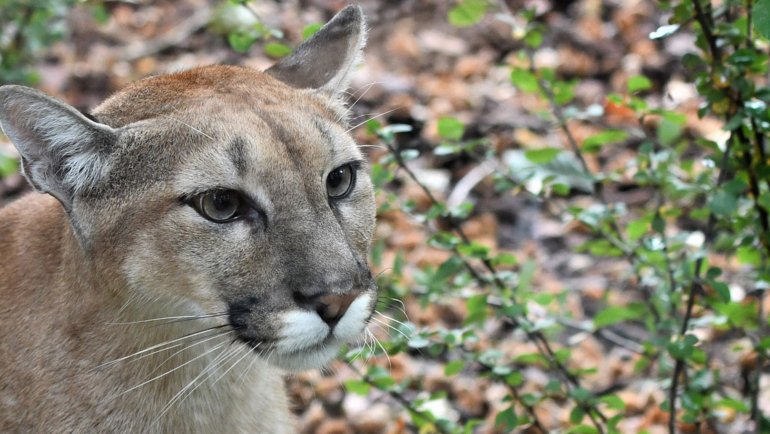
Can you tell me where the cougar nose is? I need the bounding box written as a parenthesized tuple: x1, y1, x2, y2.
(314, 293, 358, 327)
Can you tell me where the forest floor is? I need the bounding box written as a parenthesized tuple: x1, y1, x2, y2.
(0, 1, 765, 433)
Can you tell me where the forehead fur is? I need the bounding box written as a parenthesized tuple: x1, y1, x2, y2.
(86, 65, 358, 199)
(93, 65, 344, 128)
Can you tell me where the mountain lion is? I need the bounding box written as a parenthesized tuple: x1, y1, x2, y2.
(0, 6, 375, 433)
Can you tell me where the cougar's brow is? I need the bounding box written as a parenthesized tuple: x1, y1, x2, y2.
(228, 136, 249, 177)
(312, 117, 334, 146)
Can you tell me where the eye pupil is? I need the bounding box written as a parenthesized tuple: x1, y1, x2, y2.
(193, 189, 243, 223)
(328, 169, 344, 188)
(212, 191, 234, 210)
(326, 164, 355, 199)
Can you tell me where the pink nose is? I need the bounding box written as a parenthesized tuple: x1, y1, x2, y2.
(315, 293, 358, 326)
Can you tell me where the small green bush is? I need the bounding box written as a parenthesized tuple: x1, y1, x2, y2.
(354, 1, 770, 432)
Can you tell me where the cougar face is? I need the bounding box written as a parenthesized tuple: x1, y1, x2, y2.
(0, 6, 375, 431)
(103, 68, 378, 370)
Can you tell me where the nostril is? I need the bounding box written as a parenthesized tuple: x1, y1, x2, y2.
(315, 293, 357, 327)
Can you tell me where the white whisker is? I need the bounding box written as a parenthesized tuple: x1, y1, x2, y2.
(161, 114, 215, 140)
(96, 326, 227, 369)
(345, 107, 402, 133)
(154, 342, 238, 422)
(111, 341, 228, 400)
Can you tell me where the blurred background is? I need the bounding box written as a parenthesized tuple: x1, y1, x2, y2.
(1, 1, 769, 433)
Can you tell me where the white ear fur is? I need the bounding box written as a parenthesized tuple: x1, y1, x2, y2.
(266, 5, 366, 97)
(0, 85, 116, 209)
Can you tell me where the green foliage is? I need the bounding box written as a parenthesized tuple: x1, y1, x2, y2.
(361, 1, 770, 432)
(0, 152, 18, 179)
(447, 0, 487, 28)
(754, 0, 770, 38)
(213, 1, 294, 56)
(0, 0, 80, 85)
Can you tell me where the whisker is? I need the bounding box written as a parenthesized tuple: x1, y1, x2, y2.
(386, 298, 409, 319)
(345, 107, 402, 133)
(161, 114, 215, 140)
(155, 342, 238, 422)
(146, 331, 233, 377)
(344, 81, 383, 117)
(211, 345, 254, 387)
(371, 315, 411, 341)
(95, 325, 230, 370)
(367, 328, 391, 369)
(105, 312, 229, 326)
(236, 343, 262, 384)
(375, 311, 413, 331)
(111, 340, 229, 400)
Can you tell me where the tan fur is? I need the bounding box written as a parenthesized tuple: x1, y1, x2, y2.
(0, 6, 373, 433)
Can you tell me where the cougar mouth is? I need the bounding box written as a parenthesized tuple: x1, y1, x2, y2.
(226, 292, 373, 371)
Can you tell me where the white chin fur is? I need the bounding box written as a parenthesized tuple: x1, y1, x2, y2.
(271, 292, 372, 371)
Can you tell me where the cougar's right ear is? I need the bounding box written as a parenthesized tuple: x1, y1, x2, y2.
(0, 85, 116, 210)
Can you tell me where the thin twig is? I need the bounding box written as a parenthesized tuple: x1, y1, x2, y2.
(668, 136, 733, 434)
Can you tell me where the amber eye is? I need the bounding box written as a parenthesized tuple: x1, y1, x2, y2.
(326, 164, 355, 199)
(191, 189, 244, 223)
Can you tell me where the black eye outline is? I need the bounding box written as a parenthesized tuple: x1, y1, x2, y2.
(326, 163, 358, 200)
(183, 189, 250, 223)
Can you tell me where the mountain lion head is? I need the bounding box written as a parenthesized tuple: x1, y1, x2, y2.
(0, 6, 375, 372)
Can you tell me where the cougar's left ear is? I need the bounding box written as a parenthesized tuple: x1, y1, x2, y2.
(0, 85, 116, 211)
(266, 5, 366, 97)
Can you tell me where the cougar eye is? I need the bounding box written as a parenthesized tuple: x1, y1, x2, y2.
(326, 164, 355, 199)
(191, 189, 244, 223)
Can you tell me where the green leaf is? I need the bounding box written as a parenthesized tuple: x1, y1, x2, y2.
(400, 149, 420, 161)
(408, 334, 430, 349)
(492, 252, 518, 266)
(717, 398, 750, 413)
(709, 189, 738, 217)
(565, 425, 599, 434)
(505, 372, 523, 387)
(755, 0, 770, 39)
(667, 334, 698, 360)
(302, 23, 323, 39)
(736, 246, 761, 266)
(444, 360, 465, 376)
(448, 0, 487, 27)
(0, 154, 18, 178)
(599, 395, 626, 411)
(552, 80, 576, 104)
(437, 117, 465, 140)
(510, 68, 539, 92)
(593, 305, 644, 328)
(626, 218, 650, 241)
(569, 387, 592, 402)
(524, 148, 561, 164)
(628, 75, 652, 92)
(494, 407, 518, 429)
(570, 406, 585, 424)
(227, 31, 258, 53)
(465, 294, 488, 324)
(264, 42, 292, 58)
(344, 379, 371, 395)
(657, 116, 682, 146)
(524, 29, 543, 48)
(582, 130, 628, 153)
